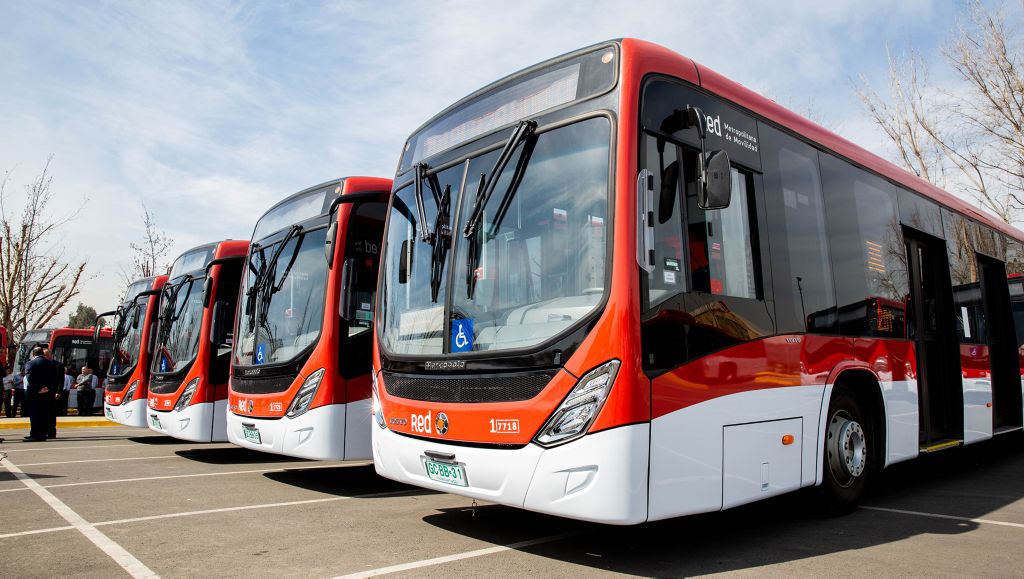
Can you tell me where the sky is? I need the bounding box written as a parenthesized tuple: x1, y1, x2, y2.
(0, 0, 979, 322)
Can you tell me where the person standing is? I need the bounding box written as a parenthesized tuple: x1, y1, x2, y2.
(23, 347, 53, 441)
(12, 368, 25, 417)
(2, 368, 12, 418)
(56, 364, 72, 416)
(42, 349, 60, 438)
(76, 365, 98, 416)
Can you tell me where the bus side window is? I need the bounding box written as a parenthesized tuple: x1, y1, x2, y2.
(760, 124, 837, 334)
(643, 134, 687, 307)
(684, 154, 759, 300)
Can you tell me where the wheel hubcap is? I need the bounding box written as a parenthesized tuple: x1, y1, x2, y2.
(827, 410, 867, 488)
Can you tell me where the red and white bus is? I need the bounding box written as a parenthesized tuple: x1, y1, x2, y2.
(13, 326, 115, 411)
(146, 240, 248, 441)
(226, 177, 390, 460)
(101, 275, 168, 427)
(371, 39, 1024, 524)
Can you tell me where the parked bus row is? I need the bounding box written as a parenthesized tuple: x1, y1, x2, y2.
(29, 39, 1021, 525)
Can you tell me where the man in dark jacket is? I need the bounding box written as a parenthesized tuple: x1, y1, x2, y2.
(23, 347, 56, 441)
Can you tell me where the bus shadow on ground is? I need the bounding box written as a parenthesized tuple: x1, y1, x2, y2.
(422, 432, 1024, 576)
(128, 436, 186, 445)
(262, 463, 432, 498)
(0, 470, 62, 482)
(173, 447, 308, 465)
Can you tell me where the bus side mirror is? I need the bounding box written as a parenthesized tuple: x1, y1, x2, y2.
(698, 150, 732, 210)
(325, 219, 339, 268)
(339, 258, 356, 321)
(398, 240, 411, 284)
(210, 301, 231, 346)
(132, 306, 142, 330)
(93, 325, 101, 343)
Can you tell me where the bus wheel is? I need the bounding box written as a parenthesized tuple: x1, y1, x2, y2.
(819, 389, 870, 514)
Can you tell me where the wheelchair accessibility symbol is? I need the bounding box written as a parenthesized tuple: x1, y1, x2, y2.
(450, 319, 474, 353)
(255, 343, 267, 365)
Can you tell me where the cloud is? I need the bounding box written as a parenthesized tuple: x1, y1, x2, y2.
(0, 0, 963, 320)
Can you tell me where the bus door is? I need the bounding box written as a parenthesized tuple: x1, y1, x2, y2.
(978, 256, 1023, 432)
(905, 231, 963, 448)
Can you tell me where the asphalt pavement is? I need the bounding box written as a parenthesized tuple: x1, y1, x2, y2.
(0, 420, 1021, 577)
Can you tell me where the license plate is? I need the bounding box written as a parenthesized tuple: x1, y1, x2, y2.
(149, 414, 161, 429)
(105, 408, 113, 418)
(242, 425, 261, 444)
(424, 458, 468, 487)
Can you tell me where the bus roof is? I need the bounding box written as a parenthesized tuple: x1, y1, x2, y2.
(621, 38, 1024, 243)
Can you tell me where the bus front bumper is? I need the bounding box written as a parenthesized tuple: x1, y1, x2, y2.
(372, 423, 649, 525)
(147, 400, 227, 442)
(104, 398, 148, 428)
(226, 403, 361, 461)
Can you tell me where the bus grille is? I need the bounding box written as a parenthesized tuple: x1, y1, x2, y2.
(231, 374, 295, 395)
(148, 376, 180, 394)
(381, 371, 556, 403)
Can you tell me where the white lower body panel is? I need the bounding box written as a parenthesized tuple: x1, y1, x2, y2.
(648, 385, 825, 521)
(226, 403, 359, 461)
(963, 377, 993, 445)
(880, 379, 919, 465)
(373, 423, 650, 525)
(147, 400, 227, 442)
(104, 398, 148, 428)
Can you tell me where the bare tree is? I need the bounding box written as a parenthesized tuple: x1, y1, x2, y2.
(0, 157, 87, 363)
(856, 1, 1024, 225)
(122, 202, 173, 287)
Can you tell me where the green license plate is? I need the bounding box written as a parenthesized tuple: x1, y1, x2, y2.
(242, 425, 261, 444)
(424, 458, 467, 487)
(149, 414, 161, 429)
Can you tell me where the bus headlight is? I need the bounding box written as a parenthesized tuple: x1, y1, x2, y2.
(122, 380, 139, 405)
(174, 378, 199, 412)
(371, 371, 386, 429)
(533, 360, 620, 448)
(286, 368, 325, 418)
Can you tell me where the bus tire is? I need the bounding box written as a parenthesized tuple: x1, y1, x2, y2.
(818, 388, 870, 514)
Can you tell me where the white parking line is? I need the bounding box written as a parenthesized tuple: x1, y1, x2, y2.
(17, 455, 178, 467)
(0, 525, 75, 539)
(3, 444, 137, 453)
(93, 489, 418, 527)
(0, 461, 367, 494)
(862, 506, 1024, 529)
(334, 533, 577, 578)
(1, 458, 158, 578)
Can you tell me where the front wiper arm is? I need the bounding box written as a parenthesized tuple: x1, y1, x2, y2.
(413, 163, 434, 243)
(464, 119, 538, 298)
(463, 119, 537, 240)
(246, 225, 302, 331)
(429, 184, 452, 303)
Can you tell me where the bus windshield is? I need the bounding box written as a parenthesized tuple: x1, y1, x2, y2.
(13, 329, 52, 374)
(109, 299, 147, 378)
(234, 227, 329, 366)
(380, 116, 611, 355)
(152, 274, 205, 374)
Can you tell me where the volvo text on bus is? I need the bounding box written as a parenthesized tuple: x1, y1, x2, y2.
(147, 240, 248, 441)
(371, 39, 1024, 524)
(101, 275, 168, 427)
(226, 177, 390, 460)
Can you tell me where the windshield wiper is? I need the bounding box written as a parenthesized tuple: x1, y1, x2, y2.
(462, 119, 537, 240)
(463, 119, 538, 298)
(246, 225, 302, 332)
(159, 275, 200, 342)
(413, 163, 436, 243)
(429, 183, 452, 303)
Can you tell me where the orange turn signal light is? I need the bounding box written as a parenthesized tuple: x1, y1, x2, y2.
(782, 434, 795, 445)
